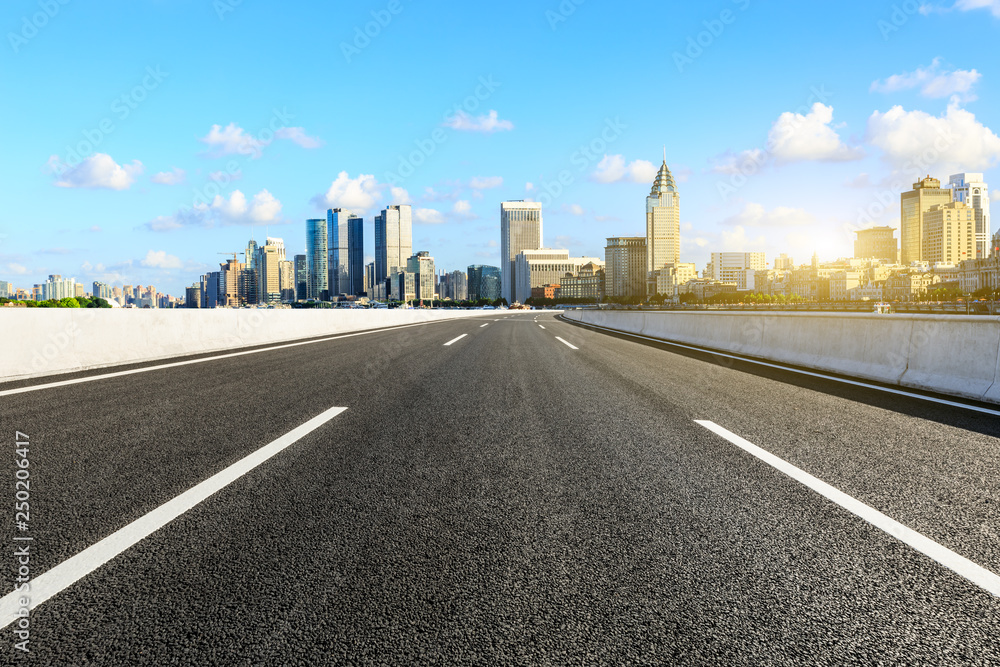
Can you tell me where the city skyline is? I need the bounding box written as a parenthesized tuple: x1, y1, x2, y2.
(4, 2, 1000, 296)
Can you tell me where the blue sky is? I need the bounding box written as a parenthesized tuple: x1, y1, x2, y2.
(2, 0, 1000, 296)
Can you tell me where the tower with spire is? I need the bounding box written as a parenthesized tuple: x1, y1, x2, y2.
(646, 151, 681, 283)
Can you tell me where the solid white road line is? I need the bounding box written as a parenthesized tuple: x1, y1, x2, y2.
(480, 323, 489, 328)
(0, 406, 349, 630)
(1, 318, 487, 399)
(569, 319, 1000, 418)
(695, 419, 1000, 598)
(555, 337, 578, 350)
(443, 334, 468, 346)
(539, 325, 546, 329)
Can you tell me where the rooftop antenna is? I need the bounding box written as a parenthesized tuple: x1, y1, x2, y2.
(663, 145, 666, 163)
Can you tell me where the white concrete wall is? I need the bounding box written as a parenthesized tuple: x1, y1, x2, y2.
(0, 309, 495, 382)
(562, 310, 1000, 405)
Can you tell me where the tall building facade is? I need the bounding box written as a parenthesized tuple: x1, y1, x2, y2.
(500, 201, 543, 303)
(605, 237, 647, 299)
(328, 208, 365, 297)
(705, 252, 766, 290)
(468, 265, 501, 302)
(375, 205, 412, 285)
(514, 249, 603, 302)
(901, 177, 952, 265)
(406, 251, 436, 301)
(646, 158, 681, 278)
(923, 202, 976, 265)
(854, 226, 898, 264)
(256, 237, 285, 305)
(949, 173, 991, 259)
(305, 219, 329, 300)
(294, 254, 307, 301)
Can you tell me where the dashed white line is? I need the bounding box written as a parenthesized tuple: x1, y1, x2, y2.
(539, 325, 546, 330)
(443, 334, 468, 346)
(695, 419, 1000, 598)
(555, 337, 578, 350)
(0, 405, 349, 629)
(480, 323, 489, 328)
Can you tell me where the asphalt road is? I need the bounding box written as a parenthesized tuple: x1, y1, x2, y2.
(1, 311, 999, 665)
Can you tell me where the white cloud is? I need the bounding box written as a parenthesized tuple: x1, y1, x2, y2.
(568, 204, 585, 216)
(709, 149, 768, 175)
(52, 153, 143, 190)
(274, 126, 324, 149)
(414, 208, 445, 224)
(443, 110, 513, 133)
(199, 123, 268, 159)
(767, 103, 864, 163)
(151, 167, 186, 185)
(5, 263, 27, 275)
(870, 58, 981, 101)
(314, 172, 381, 211)
(844, 173, 872, 188)
(390, 186, 412, 204)
(209, 169, 242, 182)
(144, 189, 283, 232)
(525, 182, 535, 192)
(453, 200, 477, 219)
(866, 99, 1000, 173)
(591, 155, 659, 183)
(140, 250, 183, 270)
(469, 176, 503, 189)
(721, 203, 815, 228)
(720, 225, 768, 251)
(954, 0, 1000, 17)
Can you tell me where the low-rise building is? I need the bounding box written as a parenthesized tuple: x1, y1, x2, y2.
(884, 272, 941, 301)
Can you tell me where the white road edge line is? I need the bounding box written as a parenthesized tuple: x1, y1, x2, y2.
(0, 406, 349, 630)
(694, 419, 1000, 598)
(444, 334, 468, 346)
(569, 319, 1000, 418)
(1, 318, 488, 398)
(555, 337, 578, 350)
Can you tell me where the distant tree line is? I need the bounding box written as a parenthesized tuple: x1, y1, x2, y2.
(0, 297, 111, 308)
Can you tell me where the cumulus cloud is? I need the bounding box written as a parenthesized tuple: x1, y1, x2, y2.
(709, 149, 768, 175)
(452, 200, 478, 219)
(5, 263, 28, 275)
(870, 58, 981, 101)
(199, 123, 269, 159)
(866, 99, 1000, 173)
(443, 110, 513, 133)
(151, 167, 186, 185)
(721, 203, 815, 228)
(274, 126, 324, 148)
(953, 0, 1000, 16)
(591, 155, 659, 183)
(525, 182, 535, 192)
(767, 103, 864, 163)
(390, 186, 412, 204)
(143, 189, 284, 232)
(414, 208, 445, 224)
(469, 176, 503, 189)
(312, 172, 410, 212)
(140, 250, 183, 269)
(51, 153, 143, 190)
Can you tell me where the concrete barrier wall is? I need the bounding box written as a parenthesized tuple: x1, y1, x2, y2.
(0, 309, 495, 383)
(561, 310, 1000, 405)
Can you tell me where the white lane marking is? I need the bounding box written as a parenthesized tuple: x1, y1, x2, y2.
(0, 406, 349, 629)
(480, 323, 489, 328)
(555, 337, 578, 350)
(539, 325, 546, 330)
(1, 318, 491, 398)
(568, 319, 1000, 418)
(443, 334, 468, 346)
(695, 420, 1000, 598)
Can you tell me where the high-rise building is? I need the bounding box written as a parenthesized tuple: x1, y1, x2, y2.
(646, 156, 681, 279)
(363, 262, 375, 297)
(774, 254, 794, 271)
(901, 176, 952, 265)
(467, 265, 501, 302)
(949, 173, 991, 259)
(705, 252, 766, 290)
(294, 254, 307, 301)
(0, 281, 11, 298)
(279, 259, 295, 302)
(256, 238, 284, 304)
(406, 251, 436, 301)
(438, 270, 468, 301)
(328, 209, 365, 297)
(39, 275, 76, 301)
(93, 281, 112, 300)
(375, 204, 412, 286)
(923, 202, 976, 265)
(500, 201, 543, 303)
(306, 219, 329, 300)
(185, 285, 201, 308)
(605, 237, 647, 299)
(854, 227, 898, 264)
(515, 249, 603, 302)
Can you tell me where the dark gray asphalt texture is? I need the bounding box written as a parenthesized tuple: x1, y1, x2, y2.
(2, 311, 999, 665)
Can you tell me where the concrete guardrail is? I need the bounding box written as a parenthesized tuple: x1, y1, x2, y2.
(561, 310, 1000, 405)
(0, 309, 495, 383)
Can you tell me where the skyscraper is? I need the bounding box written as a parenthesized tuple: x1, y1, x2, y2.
(500, 201, 543, 303)
(468, 265, 501, 302)
(306, 219, 329, 300)
(256, 238, 284, 304)
(854, 227, 898, 264)
(901, 177, 952, 265)
(949, 173, 991, 259)
(375, 204, 412, 286)
(328, 209, 365, 297)
(407, 251, 436, 301)
(647, 155, 681, 278)
(294, 254, 307, 301)
(605, 237, 647, 300)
